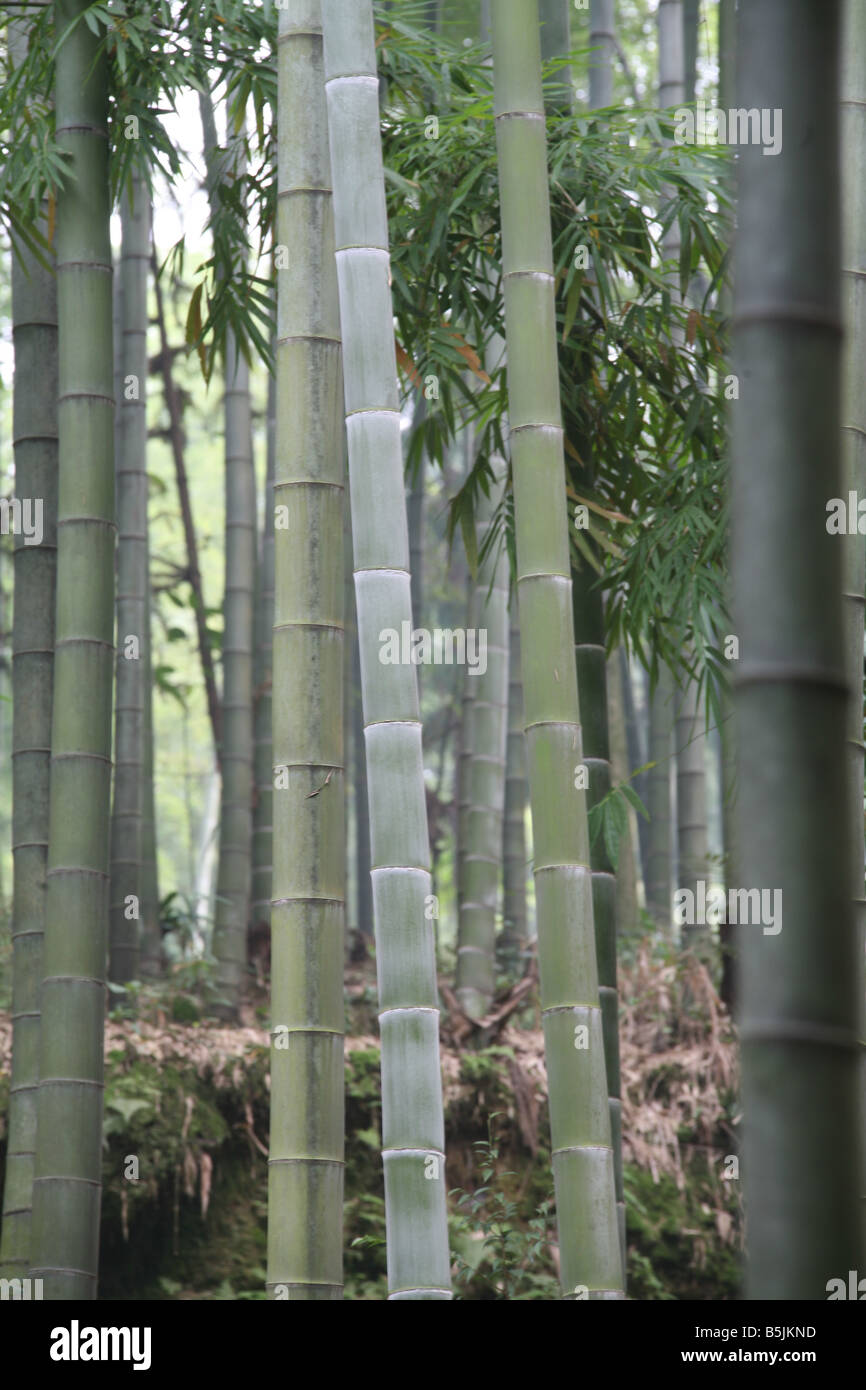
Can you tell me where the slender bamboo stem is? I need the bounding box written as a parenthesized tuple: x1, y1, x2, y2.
(646, 665, 674, 930)
(251, 367, 275, 937)
(492, 0, 622, 1299)
(589, 0, 614, 109)
(500, 600, 528, 972)
(109, 174, 149, 984)
(455, 460, 510, 1018)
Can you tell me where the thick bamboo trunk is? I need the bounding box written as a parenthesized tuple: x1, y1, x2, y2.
(492, 0, 622, 1299)
(251, 368, 275, 939)
(267, 0, 345, 1299)
(841, 0, 866, 1217)
(322, 0, 452, 1299)
(30, 0, 114, 1298)
(0, 13, 58, 1279)
(732, 0, 864, 1298)
(109, 176, 150, 984)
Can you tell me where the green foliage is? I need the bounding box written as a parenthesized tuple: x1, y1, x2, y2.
(450, 1126, 559, 1301)
(588, 777, 649, 870)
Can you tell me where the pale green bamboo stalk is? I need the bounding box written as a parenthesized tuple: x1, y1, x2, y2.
(589, 0, 614, 109)
(0, 11, 57, 1279)
(499, 599, 527, 972)
(732, 0, 864, 1298)
(199, 93, 255, 1018)
(646, 665, 674, 929)
(29, 0, 114, 1298)
(251, 367, 275, 937)
(267, 0, 345, 1299)
(322, 0, 451, 1299)
(841, 0, 866, 1209)
(657, 0, 684, 111)
(455, 461, 510, 1018)
(492, 0, 622, 1299)
(109, 175, 149, 984)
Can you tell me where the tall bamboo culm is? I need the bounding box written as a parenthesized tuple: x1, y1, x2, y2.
(267, 0, 345, 1299)
(322, 0, 452, 1299)
(492, 0, 622, 1298)
(30, 0, 114, 1297)
(732, 0, 864, 1298)
(109, 175, 150, 983)
(0, 11, 57, 1278)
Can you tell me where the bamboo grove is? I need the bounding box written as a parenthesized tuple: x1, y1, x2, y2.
(0, 0, 863, 1307)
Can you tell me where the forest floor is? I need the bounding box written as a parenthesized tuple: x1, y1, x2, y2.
(0, 941, 741, 1299)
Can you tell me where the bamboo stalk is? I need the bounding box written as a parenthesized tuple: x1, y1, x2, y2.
(500, 600, 528, 972)
(322, 0, 452, 1299)
(0, 12, 57, 1279)
(455, 459, 510, 1018)
(732, 0, 864, 1298)
(109, 174, 150, 984)
(267, 0, 345, 1299)
(30, 0, 114, 1298)
(492, 0, 622, 1299)
(251, 367, 275, 937)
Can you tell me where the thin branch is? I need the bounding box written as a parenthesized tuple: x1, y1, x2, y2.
(151, 246, 222, 761)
